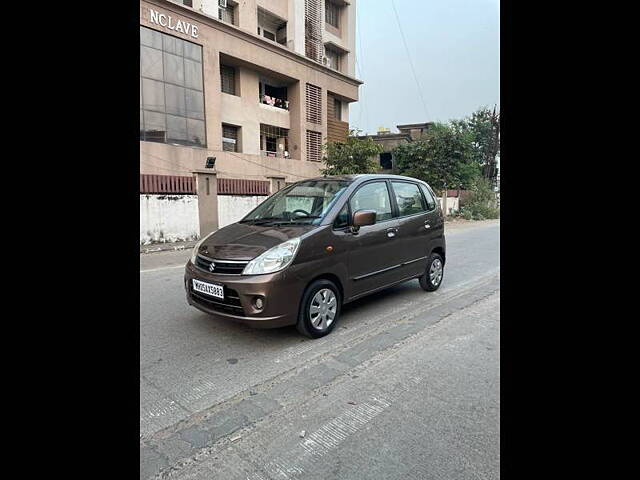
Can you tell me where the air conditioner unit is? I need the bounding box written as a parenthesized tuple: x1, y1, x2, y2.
(322, 56, 330, 66)
(219, 0, 227, 8)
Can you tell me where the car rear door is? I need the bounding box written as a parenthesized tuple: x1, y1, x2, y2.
(336, 180, 404, 299)
(389, 180, 433, 278)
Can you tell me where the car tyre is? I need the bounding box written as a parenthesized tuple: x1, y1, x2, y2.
(419, 252, 444, 292)
(296, 279, 341, 339)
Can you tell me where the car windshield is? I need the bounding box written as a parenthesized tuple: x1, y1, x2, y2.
(240, 180, 350, 225)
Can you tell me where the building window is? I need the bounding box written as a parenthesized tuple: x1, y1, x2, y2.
(222, 124, 240, 152)
(325, 1, 340, 29)
(258, 8, 287, 45)
(219, 2, 235, 25)
(306, 84, 322, 124)
(324, 45, 342, 72)
(306, 130, 322, 162)
(380, 152, 392, 170)
(260, 79, 289, 110)
(260, 124, 289, 158)
(220, 65, 236, 95)
(328, 95, 342, 120)
(182, 0, 193, 7)
(140, 26, 206, 147)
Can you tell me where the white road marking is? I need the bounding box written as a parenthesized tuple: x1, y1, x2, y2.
(244, 397, 392, 480)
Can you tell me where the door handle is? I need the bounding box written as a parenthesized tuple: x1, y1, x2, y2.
(386, 227, 398, 238)
(424, 221, 431, 229)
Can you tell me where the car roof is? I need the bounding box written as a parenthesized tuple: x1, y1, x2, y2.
(301, 174, 429, 185)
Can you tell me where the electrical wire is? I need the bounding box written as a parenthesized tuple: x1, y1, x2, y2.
(390, 0, 431, 121)
(140, 146, 314, 179)
(354, 8, 370, 134)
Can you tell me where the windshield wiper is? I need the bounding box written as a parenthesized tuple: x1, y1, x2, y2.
(240, 217, 288, 225)
(241, 216, 321, 226)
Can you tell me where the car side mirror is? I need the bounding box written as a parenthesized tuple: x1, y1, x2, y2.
(351, 209, 376, 233)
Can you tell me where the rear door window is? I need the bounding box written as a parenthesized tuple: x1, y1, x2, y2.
(419, 184, 437, 211)
(391, 182, 427, 217)
(349, 181, 393, 222)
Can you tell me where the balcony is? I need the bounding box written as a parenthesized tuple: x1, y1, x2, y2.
(260, 124, 290, 158)
(259, 94, 289, 110)
(259, 79, 289, 111)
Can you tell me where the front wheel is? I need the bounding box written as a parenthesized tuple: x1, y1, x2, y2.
(419, 252, 444, 291)
(296, 279, 341, 338)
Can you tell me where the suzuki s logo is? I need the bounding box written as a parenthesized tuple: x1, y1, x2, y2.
(209, 262, 216, 272)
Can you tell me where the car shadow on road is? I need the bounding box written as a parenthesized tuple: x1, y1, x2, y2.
(189, 279, 424, 347)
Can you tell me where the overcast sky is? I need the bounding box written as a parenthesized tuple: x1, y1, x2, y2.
(349, 0, 500, 135)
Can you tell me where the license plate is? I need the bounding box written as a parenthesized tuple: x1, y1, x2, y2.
(192, 279, 224, 299)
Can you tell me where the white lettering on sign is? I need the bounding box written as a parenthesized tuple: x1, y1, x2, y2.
(148, 8, 199, 38)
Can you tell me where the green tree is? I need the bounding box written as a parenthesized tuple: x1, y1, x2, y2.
(459, 176, 500, 220)
(451, 106, 500, 184)
(392, 123, 480, 193)
(322, 130, 383, 175)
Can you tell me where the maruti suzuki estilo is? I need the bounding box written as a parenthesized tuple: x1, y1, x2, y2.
(185, 174, 446, 338)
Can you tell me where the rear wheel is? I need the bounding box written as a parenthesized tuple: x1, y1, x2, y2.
(419, 252, 444, 291)
(296, 279, 341, 338)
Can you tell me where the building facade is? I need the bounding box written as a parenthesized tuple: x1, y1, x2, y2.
(358, 122, 433, 172)
(140, 0, 360, 190)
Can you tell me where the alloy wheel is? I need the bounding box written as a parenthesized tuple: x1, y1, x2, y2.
(309, 288, 337, 330)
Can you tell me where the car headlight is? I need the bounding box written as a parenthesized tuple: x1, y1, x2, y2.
(190, 234, 211, 265)
(242, 237, 301, 275)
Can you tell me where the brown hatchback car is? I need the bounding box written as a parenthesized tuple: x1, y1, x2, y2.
(185, 174, 446, 338)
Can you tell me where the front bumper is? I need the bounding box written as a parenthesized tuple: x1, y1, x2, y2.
(184, 260, 305, 329)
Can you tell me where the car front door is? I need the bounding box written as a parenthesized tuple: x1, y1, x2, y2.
(389, 180, 434, 278)
(335, 180, 404, 300)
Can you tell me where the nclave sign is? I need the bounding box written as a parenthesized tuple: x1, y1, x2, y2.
(149, 8, 199, 38)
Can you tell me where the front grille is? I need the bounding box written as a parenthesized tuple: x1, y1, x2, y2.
(190, 285, 245, 316)
(195, 255, 248, 275)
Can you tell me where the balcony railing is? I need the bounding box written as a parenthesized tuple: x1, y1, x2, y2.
(260, 94, 289, 110)
(260, 150, 291, 158)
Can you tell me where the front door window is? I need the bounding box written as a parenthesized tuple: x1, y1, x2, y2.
(349, 182, 393, 222)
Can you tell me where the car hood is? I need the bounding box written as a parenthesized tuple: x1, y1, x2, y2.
(197, 222, 317, 261)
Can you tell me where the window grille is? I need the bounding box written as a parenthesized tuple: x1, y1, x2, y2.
(260, 124, 289, 157)
(220, 65, 236, 95)
(325, 1, 339, 28)
(222, 125, 239, 152)
(306, 130, 322, 162)
(324, 46, 341, 71)
(306, 83, 322, 124)
(219, 4, 235, 24)
(305, 0, 322, 62)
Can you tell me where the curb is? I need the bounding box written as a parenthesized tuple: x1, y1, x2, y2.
(140, 242, 197, 255)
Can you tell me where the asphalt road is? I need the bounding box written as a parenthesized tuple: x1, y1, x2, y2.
(140, 220, 500, 479)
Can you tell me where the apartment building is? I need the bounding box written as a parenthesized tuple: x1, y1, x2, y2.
(140, 0, 361, 190)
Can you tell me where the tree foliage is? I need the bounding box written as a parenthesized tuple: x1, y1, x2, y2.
(322, 130, 383, 175)
(460, 176, 500, 220)
(451, 106, 500, 182)
(392, 123, 481, 192)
